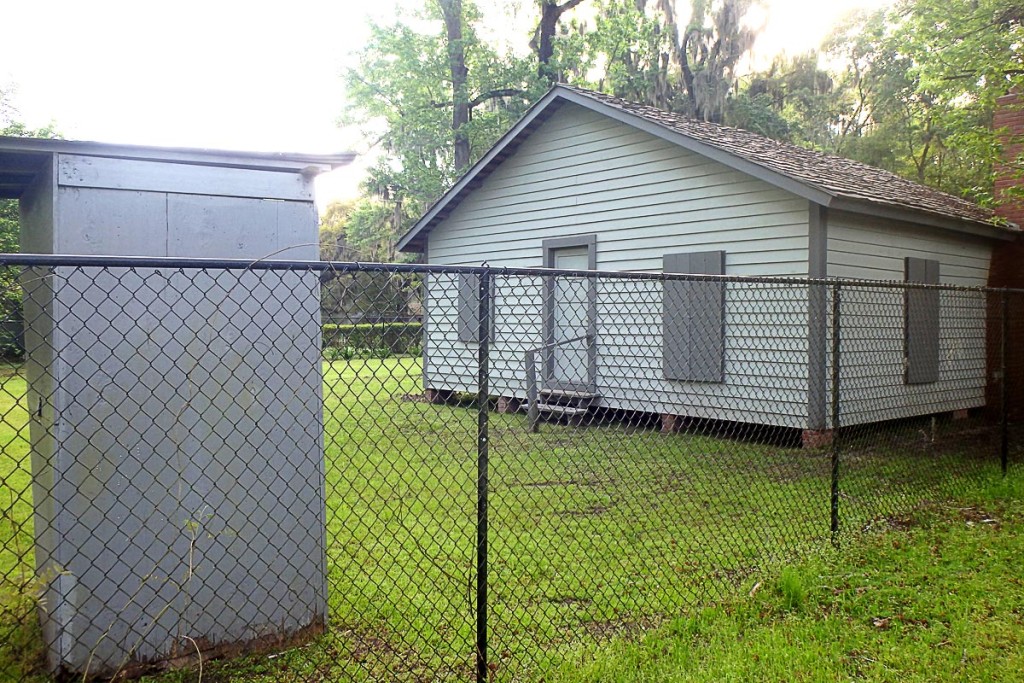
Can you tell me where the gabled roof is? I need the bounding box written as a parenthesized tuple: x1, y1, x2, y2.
(398, 85, 1013, 252)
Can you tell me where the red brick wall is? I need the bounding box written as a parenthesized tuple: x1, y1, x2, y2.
(993, 93, 1024, 230)
(988, 93, 1024, 419)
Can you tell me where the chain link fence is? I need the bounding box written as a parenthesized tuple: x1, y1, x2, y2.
(0, 255, 1019, 682)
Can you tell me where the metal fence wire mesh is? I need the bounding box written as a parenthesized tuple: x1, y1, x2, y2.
(0, 255, 1020, 682)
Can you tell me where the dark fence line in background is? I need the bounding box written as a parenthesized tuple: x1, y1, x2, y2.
(0, 257, 1019, 683)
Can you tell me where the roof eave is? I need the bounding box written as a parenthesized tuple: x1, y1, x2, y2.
(828, 196, 1017, 242)
(400, 84, 1005, 253)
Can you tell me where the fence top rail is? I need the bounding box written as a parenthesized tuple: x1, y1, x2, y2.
(0, 253, 1019, 294)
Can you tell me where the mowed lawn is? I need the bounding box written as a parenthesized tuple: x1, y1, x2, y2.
(0, 358, 1009, 682)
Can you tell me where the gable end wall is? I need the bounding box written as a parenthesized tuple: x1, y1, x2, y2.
(423, 103, 814, 429)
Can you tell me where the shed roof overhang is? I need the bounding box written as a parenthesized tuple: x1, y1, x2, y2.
(0, 136, 356, 199)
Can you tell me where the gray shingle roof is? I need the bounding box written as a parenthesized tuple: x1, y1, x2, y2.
(561, 86, 999, 228)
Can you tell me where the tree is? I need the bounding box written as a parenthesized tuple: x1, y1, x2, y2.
(732, 52, 837, 146)
(343, 1, 541, 252)
(439, 0, 473, 171)
(586, 0, 678, 107)
(318, 199, 420, 324)
(532, 0, 590, 83)
(651, 0, 760, 121)
(819, 0, 1024, 204)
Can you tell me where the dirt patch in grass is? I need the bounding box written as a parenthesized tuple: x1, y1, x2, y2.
(957, 506, 1001, 529)
(884, 515, 918, 531)
(344, 627, 436, 682)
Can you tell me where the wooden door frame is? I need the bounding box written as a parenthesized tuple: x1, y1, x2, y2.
(541, 235, 597, 393)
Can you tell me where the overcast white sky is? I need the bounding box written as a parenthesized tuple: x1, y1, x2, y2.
(0, 0, 890, 210)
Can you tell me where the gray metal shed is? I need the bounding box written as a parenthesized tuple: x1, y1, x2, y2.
(1, 137, 352, 676)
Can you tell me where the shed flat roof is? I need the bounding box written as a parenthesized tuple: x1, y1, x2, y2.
(0, 136, 355, 199)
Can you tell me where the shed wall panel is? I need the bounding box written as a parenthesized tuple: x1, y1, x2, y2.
(24, 159, 325, 673)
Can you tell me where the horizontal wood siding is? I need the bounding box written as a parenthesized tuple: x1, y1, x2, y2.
(422, 104, 812, 429)
(427, 104, 809, 276)
(827, 210, 993, 426)
(425, 275, 811, 428)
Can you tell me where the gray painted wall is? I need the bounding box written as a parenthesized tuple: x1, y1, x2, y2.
(422, 104, 813, 429)
(21, 153, 325, 674)
(826, 210, 992, 427)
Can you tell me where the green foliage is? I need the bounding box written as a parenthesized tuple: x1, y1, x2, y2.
(584, 0, 678, 107)
(740, 0, 1024, 205)
(322, 322, 422, 356)
(776, 566, 805, 612)
(343, 1, 544, 242)
(0, 361, 1018, 680)
(547, 474, 1024, 681)
(725, 91, 792, 141)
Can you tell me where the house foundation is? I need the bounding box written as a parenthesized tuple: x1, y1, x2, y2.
(497, 396, 522, 413)
(801, 428, 834, 449)
(425, 387, 455, 404)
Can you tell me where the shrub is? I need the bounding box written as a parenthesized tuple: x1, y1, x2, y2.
(322, 322, 421, 357)
(323, 346, 358, 361)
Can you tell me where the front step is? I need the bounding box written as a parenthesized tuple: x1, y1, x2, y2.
(538, 389, 599, 409)
(525, 389, 600, 427)
(536, 403, 591, 417)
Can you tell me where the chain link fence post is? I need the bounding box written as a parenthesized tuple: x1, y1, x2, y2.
(830, 282, 842, 542)
(1001, 288, 1009, 477)
(476, 269, 492, 683)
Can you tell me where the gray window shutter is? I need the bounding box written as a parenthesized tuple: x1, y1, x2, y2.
(457, 273, 494, 343)
(457, 273, 479, 343)
(663, 253, 692, 380)
(663, 250, 726, 382)
(904, 257, 940, 384)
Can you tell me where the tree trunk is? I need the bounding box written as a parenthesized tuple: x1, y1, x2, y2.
(439, 0, 471, 172)
(534, 0, 588, 82)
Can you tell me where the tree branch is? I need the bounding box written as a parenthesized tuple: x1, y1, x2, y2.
(556, 0, 587, 12)
(469, 88, 527, 109)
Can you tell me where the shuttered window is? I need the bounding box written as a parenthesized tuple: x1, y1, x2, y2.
(663, 251, 726, 382)
(457, 273, 494, 343)
(904, 257, 940, 384)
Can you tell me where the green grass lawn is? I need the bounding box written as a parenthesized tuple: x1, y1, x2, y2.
(543, 473, 1024, 682)
(0, 358, 1013, 682)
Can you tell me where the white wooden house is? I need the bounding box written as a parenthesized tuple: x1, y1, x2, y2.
(397, 86, 1017, 443)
